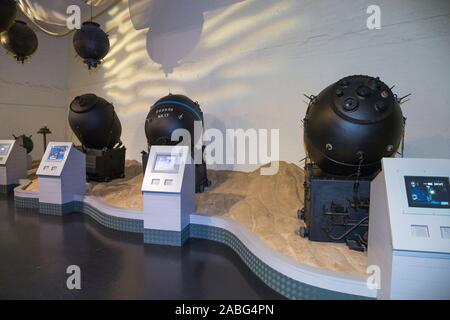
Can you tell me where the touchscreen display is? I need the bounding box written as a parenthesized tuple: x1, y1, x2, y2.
(404, 176, 450, 209)
(0, 144, 11, 156)
(153, 154, 179, 173)
(47, 146, 68, 161)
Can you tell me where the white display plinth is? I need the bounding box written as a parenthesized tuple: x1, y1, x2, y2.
(141, 146, 195, 245)
(37, 142, 85, 206)
(368, 158, 450, 300)
(0, 139, 28, 192)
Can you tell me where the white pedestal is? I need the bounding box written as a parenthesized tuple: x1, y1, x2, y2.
(0, 139, 27, 193)
(368, 158, 450, 300)
(141, 146, 195, 245)
(37, 142, 85, 214)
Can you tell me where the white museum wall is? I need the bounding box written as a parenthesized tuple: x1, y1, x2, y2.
(62, 0, 450, 172)
(0, 18, 70, 161)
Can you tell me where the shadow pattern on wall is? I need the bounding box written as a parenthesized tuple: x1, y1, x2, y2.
(128, 0, 244, 75)
(88, 0, 303, 166)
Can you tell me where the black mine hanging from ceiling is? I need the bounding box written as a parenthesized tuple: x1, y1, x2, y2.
(73, 21, 110, 69)
(1, 20, 38, 63)
(0, 0, 17, 32)
(73, 2, 110, 70)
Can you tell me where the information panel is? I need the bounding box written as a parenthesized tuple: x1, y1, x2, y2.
(153, 154, 180, 173)
(0, 144, 11, 156)
(47, 146, 69, 161)
(142, 146, 190, 193)
(404, 176, 450, 209)
(37, 142, 74, 177)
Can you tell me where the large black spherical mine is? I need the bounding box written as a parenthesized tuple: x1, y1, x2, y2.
(144, 93, 210, 193)
(1, 20, 38, 63)
(69, 94, 122, 150)
(145, 94, 204, 150)
(73, 21, 110, 69)
(0, 0, 17, 32)
(303, 75, 405, 176)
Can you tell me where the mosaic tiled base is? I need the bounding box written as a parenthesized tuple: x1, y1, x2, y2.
(76, 202, 143, 233)
(0, 184, 17, 194)
(39, 202, 76, 216)
(144, 225, 190, 246)
(15, 198, 143, 233)
(189, 224, 368, 300)
(14, 194, 369, 300)
(15, 196, 39, 209)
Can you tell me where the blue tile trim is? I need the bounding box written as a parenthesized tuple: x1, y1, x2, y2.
(15, 197, 143, 233)
(39, 202, 75, 216)
(14, 194, 370, 300)
(78, 202, 143, 233)
(15, 196, 39, 209)
(189, 224, 368, 300)
(144, 225, 190, 246)
(0, 184, 18, 194)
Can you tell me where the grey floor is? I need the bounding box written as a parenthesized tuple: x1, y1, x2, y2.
(0, 194, 283, 299)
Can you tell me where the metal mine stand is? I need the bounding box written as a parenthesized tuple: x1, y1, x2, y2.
(298, 159, 374, 251)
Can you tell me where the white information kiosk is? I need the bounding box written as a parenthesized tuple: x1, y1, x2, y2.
(37, 142, 85, 214)
(369, 158, 450, 299)
(141, 145, 195, 245)
(0, 139, 28, 193)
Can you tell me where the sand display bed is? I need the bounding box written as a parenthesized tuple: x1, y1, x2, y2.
(25, 161, 367, 275)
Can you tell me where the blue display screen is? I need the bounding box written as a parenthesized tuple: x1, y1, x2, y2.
(153, 154, 179, 173)
(0, 144, 11, 156)
(405, 176, 450, 209)
(47, 146, 68, 161)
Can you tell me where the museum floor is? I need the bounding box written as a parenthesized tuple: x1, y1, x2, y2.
(0, 194, 283, 299)
(25, 160, 367, 276)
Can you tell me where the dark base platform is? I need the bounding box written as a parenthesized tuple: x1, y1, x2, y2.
(300, 164, 374, 250)
(84, 146, 126, 182)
